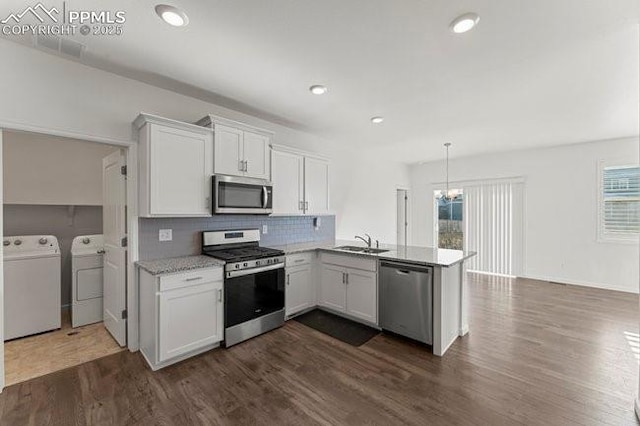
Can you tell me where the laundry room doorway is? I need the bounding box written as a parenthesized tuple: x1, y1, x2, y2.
(0, 129, 132, 387)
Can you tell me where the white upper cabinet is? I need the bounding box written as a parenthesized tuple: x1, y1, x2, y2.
(214, 125, 244, 176)
(243, 131, 270, 179)
(135, 113, 213, 218)
(197, 115, 272, 180)
(271, 145, 330, 216)
(272, 150, 304, 215)
(304, 157, 330, 215)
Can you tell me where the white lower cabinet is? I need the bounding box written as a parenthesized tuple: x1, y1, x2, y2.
(286, 265, 313, 316)
(344, 269, 377, 324)
(285, 253, 315, 317)
(319, 263, 347, 313)
(140, 267, 224, 370)
(319, 254, 378, 325)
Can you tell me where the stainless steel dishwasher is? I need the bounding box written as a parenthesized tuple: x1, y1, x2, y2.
(379, 261, 433, 345)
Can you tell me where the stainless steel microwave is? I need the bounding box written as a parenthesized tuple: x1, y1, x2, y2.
(213, 175, 273, 215)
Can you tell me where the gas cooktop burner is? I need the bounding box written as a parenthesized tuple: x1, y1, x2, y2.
(206, 246, 283, 262)
(201, 229, 285, 274)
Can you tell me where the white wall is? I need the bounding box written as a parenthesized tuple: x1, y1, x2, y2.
(410, 137, 639, 293)
(331, 152, 410, 243)
(3, 131, 117, 205)
(0, 40, 409, 243)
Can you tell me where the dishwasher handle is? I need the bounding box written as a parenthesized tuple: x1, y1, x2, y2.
(380, 261, 433, 275)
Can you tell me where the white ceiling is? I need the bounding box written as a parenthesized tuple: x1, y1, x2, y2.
(2, 0, 639, 163)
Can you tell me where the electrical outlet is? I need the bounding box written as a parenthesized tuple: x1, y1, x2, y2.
(262, 225, 268, 234)
(159, 229, 172, 242)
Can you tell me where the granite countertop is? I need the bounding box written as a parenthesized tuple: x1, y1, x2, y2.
(269, 240, 476, 267)
(269, 240, 336, 254)
(136, 255, 225, 276)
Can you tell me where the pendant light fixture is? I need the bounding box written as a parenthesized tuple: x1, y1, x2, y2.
(442, 142, 459, 202)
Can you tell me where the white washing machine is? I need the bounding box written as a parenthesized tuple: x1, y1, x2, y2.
(71, 235, 104, 328)
(3, 235, 61, 340)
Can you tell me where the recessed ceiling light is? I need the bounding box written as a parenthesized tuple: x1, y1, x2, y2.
(371, 116, 384, 124)
(309, 85, 328, 95)
(155, 4, 189, 27)
(450, 13, 479, 34)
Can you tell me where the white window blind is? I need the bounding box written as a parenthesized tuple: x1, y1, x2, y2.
(463, 180, 524, 277)
(600, 165, 640, 240)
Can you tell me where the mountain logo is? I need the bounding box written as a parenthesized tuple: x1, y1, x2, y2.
(1, 3, 60, 24)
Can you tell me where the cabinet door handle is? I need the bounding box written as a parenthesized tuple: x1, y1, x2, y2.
(245, 160, 249, 172)
(294, 259, 305, 263)
(345, 273, 349, 285)
(342, 272, 345, 284)
(218, 288, 222, 302)
(287, 274, 290, 286)
(239, 160, 244, 172)
(185, 277, 203, 282)
(305, 201, 309, 211)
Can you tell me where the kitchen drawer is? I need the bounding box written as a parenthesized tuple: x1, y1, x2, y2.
(159, 267, 223, 292)
(286, 252, 314, 267)
(320, 252, 377, 272)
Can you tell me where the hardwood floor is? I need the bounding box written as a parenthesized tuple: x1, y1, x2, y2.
(4, 309, 124, 386)
(0, 274, 637, 425)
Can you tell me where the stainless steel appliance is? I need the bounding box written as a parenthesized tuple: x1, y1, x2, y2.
(202, 229, 285, 347)
(213, 175, 273, 215)
(379, 261, 433, 345)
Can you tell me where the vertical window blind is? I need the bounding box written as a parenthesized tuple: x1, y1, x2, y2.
(463, 180, 524, 277)
(601, 165, 640, 239)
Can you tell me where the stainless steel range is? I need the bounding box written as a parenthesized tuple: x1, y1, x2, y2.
(202, 229, 285, 347)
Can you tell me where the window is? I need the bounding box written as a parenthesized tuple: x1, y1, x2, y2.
(434, 189, 463, 250)
(599, 164, 640, 241)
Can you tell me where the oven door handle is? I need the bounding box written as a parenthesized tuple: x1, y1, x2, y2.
(262, 186, 269, 209)
(226, 262, 284, 279)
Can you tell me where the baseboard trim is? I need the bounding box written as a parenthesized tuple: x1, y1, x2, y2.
(518, 273, 638, 295)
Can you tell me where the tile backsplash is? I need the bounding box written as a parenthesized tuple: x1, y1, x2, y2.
(138, 215, 335, 261)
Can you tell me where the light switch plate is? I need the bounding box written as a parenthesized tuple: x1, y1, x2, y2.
(262, 225, 268, 234)
(159, 229, 172, 242)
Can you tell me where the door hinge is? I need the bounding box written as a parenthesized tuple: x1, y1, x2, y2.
(121, 165, 127, 176)
(121, 309, 128, 320)
(121, 237, 128, 247)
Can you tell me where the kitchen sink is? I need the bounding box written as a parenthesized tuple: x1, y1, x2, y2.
(361, 248, 389, 254)
(334, 246, 389, 254)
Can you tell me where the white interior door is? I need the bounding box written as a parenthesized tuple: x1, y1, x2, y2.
(103, 150, 127, 346)
(397, 189, 408, 246)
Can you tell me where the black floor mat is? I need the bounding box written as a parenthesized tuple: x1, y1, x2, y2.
(293, 309, 379, 346)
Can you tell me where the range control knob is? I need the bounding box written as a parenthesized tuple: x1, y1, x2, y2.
(14, 239, 22, 246)
(3, 240, 9, 246)
(256, 261, 261, 266)
(235, 264, 240, 269)
(39, 237, 48, 245)
(82, 237, 91, 244)
(266, 259, 271, 264)
(243, 263, 248, 267)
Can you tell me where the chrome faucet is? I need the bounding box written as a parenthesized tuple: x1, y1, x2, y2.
(355, 234, 372, 248)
